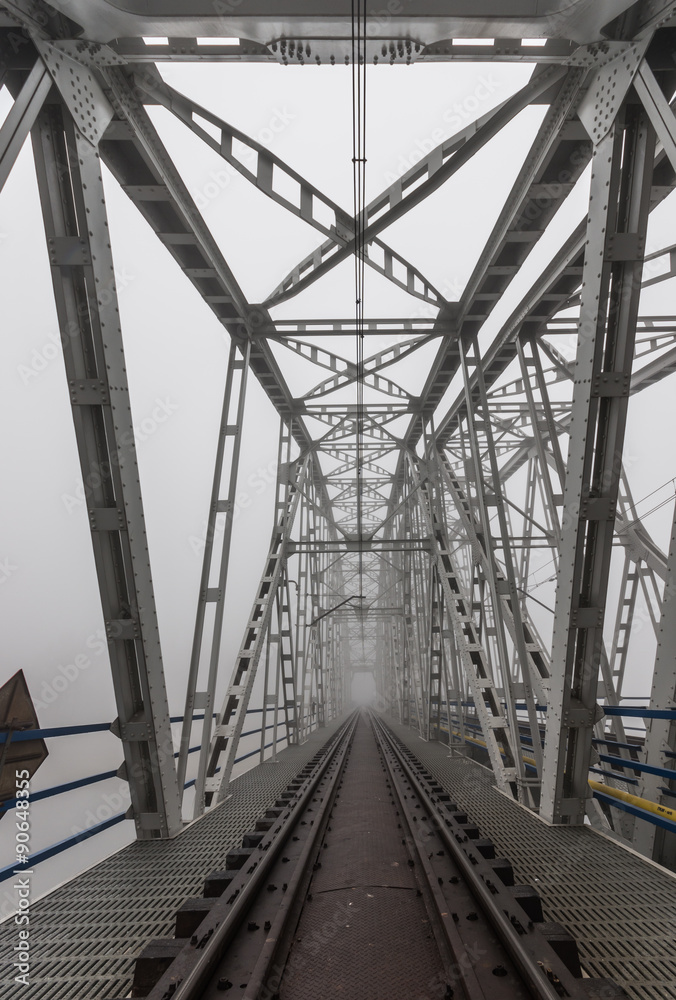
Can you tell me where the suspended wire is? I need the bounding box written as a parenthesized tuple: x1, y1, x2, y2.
(620, 490, 676, 533)
(626, 474, 676, 513)
(351, 0, 367, 604)
(621, 477, 676, 529)
(527, 483, 676, 594)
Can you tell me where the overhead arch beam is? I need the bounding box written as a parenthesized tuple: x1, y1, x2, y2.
(134, 72, 446, 309)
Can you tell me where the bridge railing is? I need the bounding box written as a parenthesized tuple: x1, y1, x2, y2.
(0, 710, 292, 883)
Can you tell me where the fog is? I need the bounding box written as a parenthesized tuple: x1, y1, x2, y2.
(1, 58, 675, 913)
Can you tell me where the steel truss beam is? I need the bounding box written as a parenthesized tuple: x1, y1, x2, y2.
(14, 0, 658, 57)
(540, 99, 656, 825)
(404, 62, 592, 447)
(177, 340, 250, 800)
(135, 72, 445, 310)
(435, 450, 550, 709)
(8, 2, 676, 862)
(634, 498, 676, 857)
(266, 65, 568, 308)
(407, 453, 523, 796)
(31, 97, 182, 838)
(0, 57, 52, 192)
(202, 450, 311, 808)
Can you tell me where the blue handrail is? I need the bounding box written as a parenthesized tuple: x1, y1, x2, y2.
(0, 731, 289, 882)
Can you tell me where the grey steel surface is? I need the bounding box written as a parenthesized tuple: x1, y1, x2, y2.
(23, 0, 647, 50)
(0, 718, 345, 1000)
(389, 719, 676, 1000)
(32, 94, 184, 840)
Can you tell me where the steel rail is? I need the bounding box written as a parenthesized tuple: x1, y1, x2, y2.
(237, 714, 357, 999)
(369, 712, 612, 1000)
(370, 714, 489, 1000)
(143, 710, 359, 1000)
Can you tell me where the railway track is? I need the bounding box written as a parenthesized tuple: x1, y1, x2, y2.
(122, 711, 626, 1000)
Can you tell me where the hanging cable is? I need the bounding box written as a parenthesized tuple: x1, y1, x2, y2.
(351, 0, 367, 603)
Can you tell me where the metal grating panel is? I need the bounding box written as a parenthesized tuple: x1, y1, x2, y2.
(388, 718, 676, 1000)
(0, 718, 345, 1000)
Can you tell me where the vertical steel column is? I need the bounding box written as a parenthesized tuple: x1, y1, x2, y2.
(427, 568, 445, 742)
(400, 502, 413, 726)
(634, 499, 676, 859)
(177, 339, 250, 798)
(259, 622, 278, 764)
(447, 627, 467, 750)
(408, 455, 519, 792)
(31, 101, 182, 838)
(541, 103, 656, 825)
(312, 498, 330, 729)
(278, 573, 300, 745)
(294, 484, 309, 736)
(200, 449, 310, 807)
(406, 484, 428, 734)
(454, 341, 544, 798)
(516, 335, 563, 540)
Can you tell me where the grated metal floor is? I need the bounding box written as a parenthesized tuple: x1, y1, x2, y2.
(0, 718, 345, 1000)
(387, 717, 676, 1000)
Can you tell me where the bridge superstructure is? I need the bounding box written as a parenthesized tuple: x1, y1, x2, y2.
(3, 1, 676, 982)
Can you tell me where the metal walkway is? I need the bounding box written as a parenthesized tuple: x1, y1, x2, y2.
(0, 719, 345, 1000)
(389, 719, 676, 1000)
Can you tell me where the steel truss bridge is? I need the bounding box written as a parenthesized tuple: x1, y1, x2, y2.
(4, 1, 676, 997)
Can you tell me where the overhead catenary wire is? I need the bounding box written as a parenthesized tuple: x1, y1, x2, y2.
(525, 474, 676, 594)
(351, 0, 367, 627)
